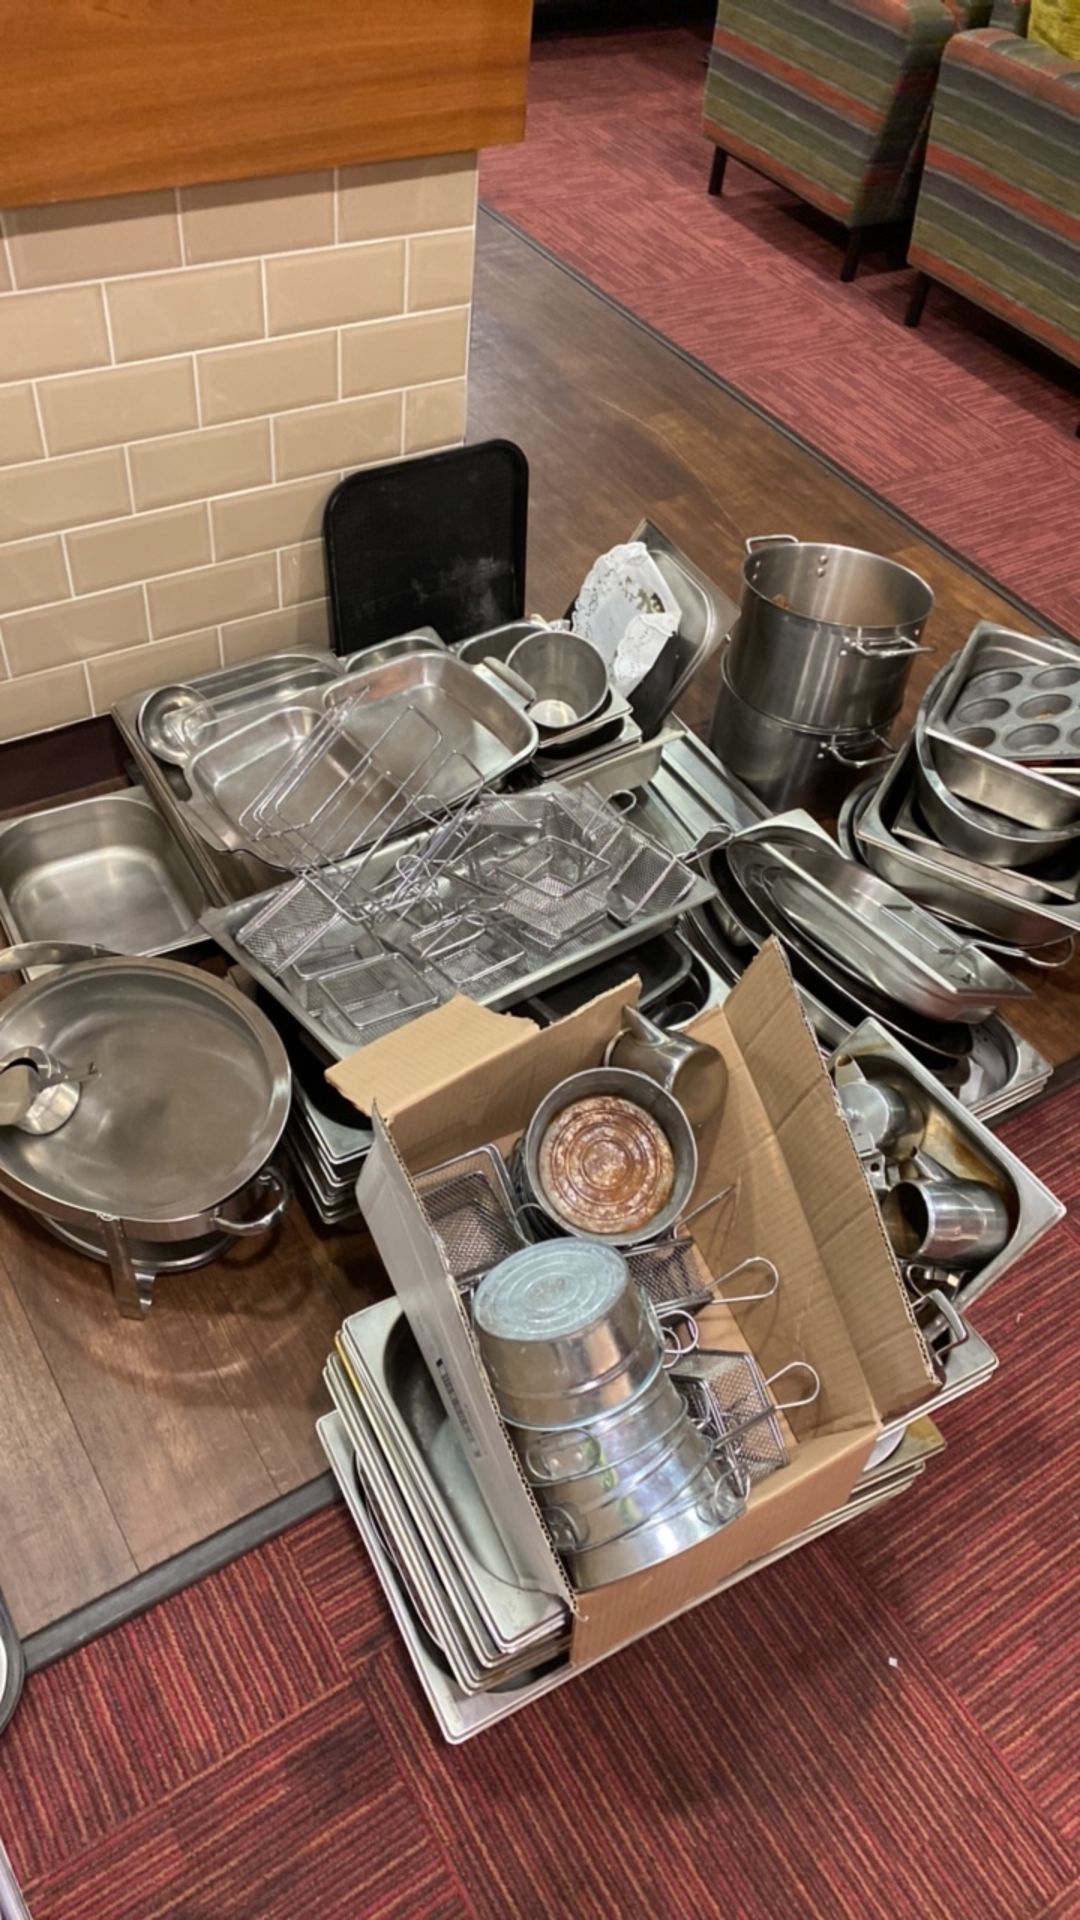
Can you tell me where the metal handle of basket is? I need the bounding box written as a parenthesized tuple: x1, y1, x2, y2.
(761, 1360, 821, 1415)
(709, 1255, 779, 1305)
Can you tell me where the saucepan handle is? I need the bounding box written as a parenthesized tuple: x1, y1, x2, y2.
(210, 1165, 291, 1238)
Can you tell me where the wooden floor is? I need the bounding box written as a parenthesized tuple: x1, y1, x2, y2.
(0, 210, 1076, 1641)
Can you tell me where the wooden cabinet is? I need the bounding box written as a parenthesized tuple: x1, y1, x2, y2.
(0, 0, 534, 208)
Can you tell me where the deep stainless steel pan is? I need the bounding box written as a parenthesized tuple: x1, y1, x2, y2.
(924, 625, 1080, 829)
(856, 743, 1080, 949)
(727, 534, 932, 732)
(728, 823, 1028, 1022)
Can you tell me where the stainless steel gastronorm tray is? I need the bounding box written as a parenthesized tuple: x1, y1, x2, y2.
(924, 626, 1080, 828)
(201, 818, 715, 1062)
(321, 650, 538, 784)
(832, 1018, 1064, 1308)
(857, 743, 1080, 950)
(339, 1302, 568, 1646)
(0, 787, 209, 975)
(326, 1358, 562, 1693)
(318, 1409, 574, 1744)
(728, 820, 1029, 1023)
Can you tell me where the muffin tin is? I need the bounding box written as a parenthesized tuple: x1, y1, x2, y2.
(925, 626, 1080, 829)
(948, 659, 1080, 770)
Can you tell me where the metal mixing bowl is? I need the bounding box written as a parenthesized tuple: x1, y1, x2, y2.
(507, 630, 610, 731)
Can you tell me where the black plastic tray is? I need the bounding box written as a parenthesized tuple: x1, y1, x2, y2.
(323, 440, 529, 655)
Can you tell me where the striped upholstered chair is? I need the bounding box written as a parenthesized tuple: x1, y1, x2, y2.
(904, 29, 1080, 369)
(703, 1, 991, 279)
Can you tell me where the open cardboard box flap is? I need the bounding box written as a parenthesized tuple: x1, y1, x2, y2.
(347, 941, 937, 1666)
(330, 984, 639, 1171)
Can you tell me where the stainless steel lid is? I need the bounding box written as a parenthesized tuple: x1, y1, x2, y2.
(0, 958, 290, 1223)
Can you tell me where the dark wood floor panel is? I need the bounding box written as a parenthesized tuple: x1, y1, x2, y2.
(0, 212, 1074, 1642)
(0, 1241, 137, 1629)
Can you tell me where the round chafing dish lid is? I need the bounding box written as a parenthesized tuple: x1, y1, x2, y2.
(0, 958, 290, 1223)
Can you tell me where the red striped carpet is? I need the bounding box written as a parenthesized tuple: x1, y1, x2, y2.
(481, 26, 1079, 640)
(0, 1084, 1077, 1918)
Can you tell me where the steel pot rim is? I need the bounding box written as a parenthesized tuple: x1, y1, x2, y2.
(740, 539, 934, 636)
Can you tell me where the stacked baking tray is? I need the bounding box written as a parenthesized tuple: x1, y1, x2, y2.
(256, 994, 370, 1227)
(317, 1388, 942, 1743)
(325, 1301, 570, 1696)
(843, 625, 1080, 969)
(692, 806, 1053, 1123)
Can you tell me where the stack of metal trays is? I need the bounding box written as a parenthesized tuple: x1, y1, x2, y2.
(693, 812, 1052, 1121)
(256, 993, 371, 1227)
(317, 1397, 940, 1744)
(839, 627, 1080, 967)
(325, 1299, 570, 1702)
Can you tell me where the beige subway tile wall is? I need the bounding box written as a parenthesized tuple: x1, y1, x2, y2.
(0, 155, 477, 742)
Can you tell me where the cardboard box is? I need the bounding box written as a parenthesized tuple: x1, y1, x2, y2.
(332, 940, 938, 1670)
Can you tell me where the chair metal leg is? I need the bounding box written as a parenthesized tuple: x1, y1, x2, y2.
(905, 271, 932, 329)
(840, 230, 864, 283)
(708, 147, 728, 197)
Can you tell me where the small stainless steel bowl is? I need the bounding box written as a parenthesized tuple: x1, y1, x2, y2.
(472, 1240, 663, 1429)
(522, 1067, 698, 1247)
(507, 630, 609, 731)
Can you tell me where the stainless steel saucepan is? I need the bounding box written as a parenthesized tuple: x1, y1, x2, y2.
(0, 945, 291, 1317)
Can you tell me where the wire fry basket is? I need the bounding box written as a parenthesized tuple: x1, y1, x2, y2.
(237, 876, 343, 973)
(320, 953, 439, 1045)
(672, 1353, 820, 1486)
(625, 1238, 715, 1313)
(413, 1147, 528, 1292)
